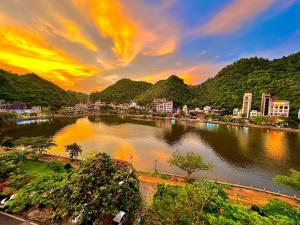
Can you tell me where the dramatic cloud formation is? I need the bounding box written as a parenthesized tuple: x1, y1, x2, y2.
(0, 0, 298, 92)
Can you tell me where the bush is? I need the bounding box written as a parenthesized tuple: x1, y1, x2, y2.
(0, 152, 26, 181)
(48, 160, 64, 172)
(64, 163, 72, 170)
(262, 199, 300, 223)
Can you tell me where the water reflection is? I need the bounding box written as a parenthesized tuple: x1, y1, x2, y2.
(0, 115, 299, 196)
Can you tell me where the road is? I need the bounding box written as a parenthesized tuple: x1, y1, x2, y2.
(0, 212, 32, 225)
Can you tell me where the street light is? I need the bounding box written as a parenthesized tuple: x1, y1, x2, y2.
(118, 169, 132, 186)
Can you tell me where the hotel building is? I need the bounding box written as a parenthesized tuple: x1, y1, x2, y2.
(261, 93, 290, 118)
(269, 99, 290, 117)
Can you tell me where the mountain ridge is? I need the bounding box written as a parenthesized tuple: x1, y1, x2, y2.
(0, 70, 87, 107)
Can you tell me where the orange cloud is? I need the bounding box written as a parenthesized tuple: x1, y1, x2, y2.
(0, 25, 97, 90)
(75, 0, 178, 64)
(204, 0, 275, 35)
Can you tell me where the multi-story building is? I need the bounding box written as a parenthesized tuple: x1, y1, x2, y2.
(261, 93, 290, 118)
(261, 93, 272, 116)
(269, 99, 290, 117)
(241, 93, 252, 118)
(152, 99, 173, 113)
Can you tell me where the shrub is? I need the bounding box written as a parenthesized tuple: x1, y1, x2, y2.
(48, 160, 64, 172)
(64, 163, 72, 170)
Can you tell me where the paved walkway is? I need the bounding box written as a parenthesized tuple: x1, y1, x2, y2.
(0, 212, 36, 225)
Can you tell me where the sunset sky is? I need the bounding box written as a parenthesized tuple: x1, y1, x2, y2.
(0, 0, 299, 93)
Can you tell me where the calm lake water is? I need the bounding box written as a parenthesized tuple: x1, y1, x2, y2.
(1, 115, 300, 196)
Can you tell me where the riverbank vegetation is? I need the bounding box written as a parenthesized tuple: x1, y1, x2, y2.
(142, 181, 300, 225)
(0, 150, 299, 224)
(0, 151, 141, 224)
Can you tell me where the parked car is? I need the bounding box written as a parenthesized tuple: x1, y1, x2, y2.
(0, 194, 16, 210)
(112, 211, 126, 225)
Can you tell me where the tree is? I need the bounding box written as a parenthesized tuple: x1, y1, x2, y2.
(1, 137, 14, 150)
(14, 136, 56, 160)
(142, 181, 299, 225)
(0, 152, 26, 181)
(274, 169, 300, 193)
(65, 143, 82, 160)
(168, 152, 210, 178)
(143, 180, 227, 225)
(53, 153, 141, 224)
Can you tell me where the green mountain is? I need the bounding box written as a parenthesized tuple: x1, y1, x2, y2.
(135, 75, 193, 105)
(190, 52, 300, 115)
(89, 78, 152, 103)
(0, 70, 87, 107)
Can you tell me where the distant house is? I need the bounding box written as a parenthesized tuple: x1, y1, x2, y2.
(94, 100, 106, 110)
(203, 106, 212, 114)
(249, 110, 261, 118)
(182, 105, 188, 114)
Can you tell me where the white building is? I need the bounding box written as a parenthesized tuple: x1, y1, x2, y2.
(94, 100, 106, 110)
(241, 93, 252, 118)
(75, 103, 88, 111)
(153, 99, 173, 113)
(269, 100, 290, 117)
(249, 110, 261, 118)
(182, 105, 188, 114)
(203, 106, 212, 114)
(129, 101, 139, 109)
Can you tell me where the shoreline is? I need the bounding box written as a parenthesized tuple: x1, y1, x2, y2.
(42, 153, 300, 201)
(2, 112, 300, 133)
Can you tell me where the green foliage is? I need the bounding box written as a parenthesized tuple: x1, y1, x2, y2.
(168, 151, 210, 177)
(64, 163, 72, 170)
(6, 173, 32, 189)
(136, 75, 193, 105)
(0, 152, 26, 181)
(14, 136, 56, 160)
(19, 159, 53, 175)
(65, 142, 82, 160)
(143, 181, 299, 225)
(1, 136, 14, 149)
(0, 112, 16, 121)
(48, 160, 65, 172)
(90, 78, 152, 103)
(0, 70, 87, 107)
(144, 180, 227, 225)
(261, 199, 300, 223)
(53, 153, 141, 224)
(274, 169, 300, 193)
(190, 53, 300, 115)
(7, 173, 65, 212)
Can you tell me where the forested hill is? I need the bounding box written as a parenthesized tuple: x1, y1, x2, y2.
(89, 78, 152, 103)
(135, 75, 193, 105)
(190, 52, 300, 115)
(0, 70, 87, 107)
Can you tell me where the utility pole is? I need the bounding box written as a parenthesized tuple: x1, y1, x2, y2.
(130, 156, 133, 165)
